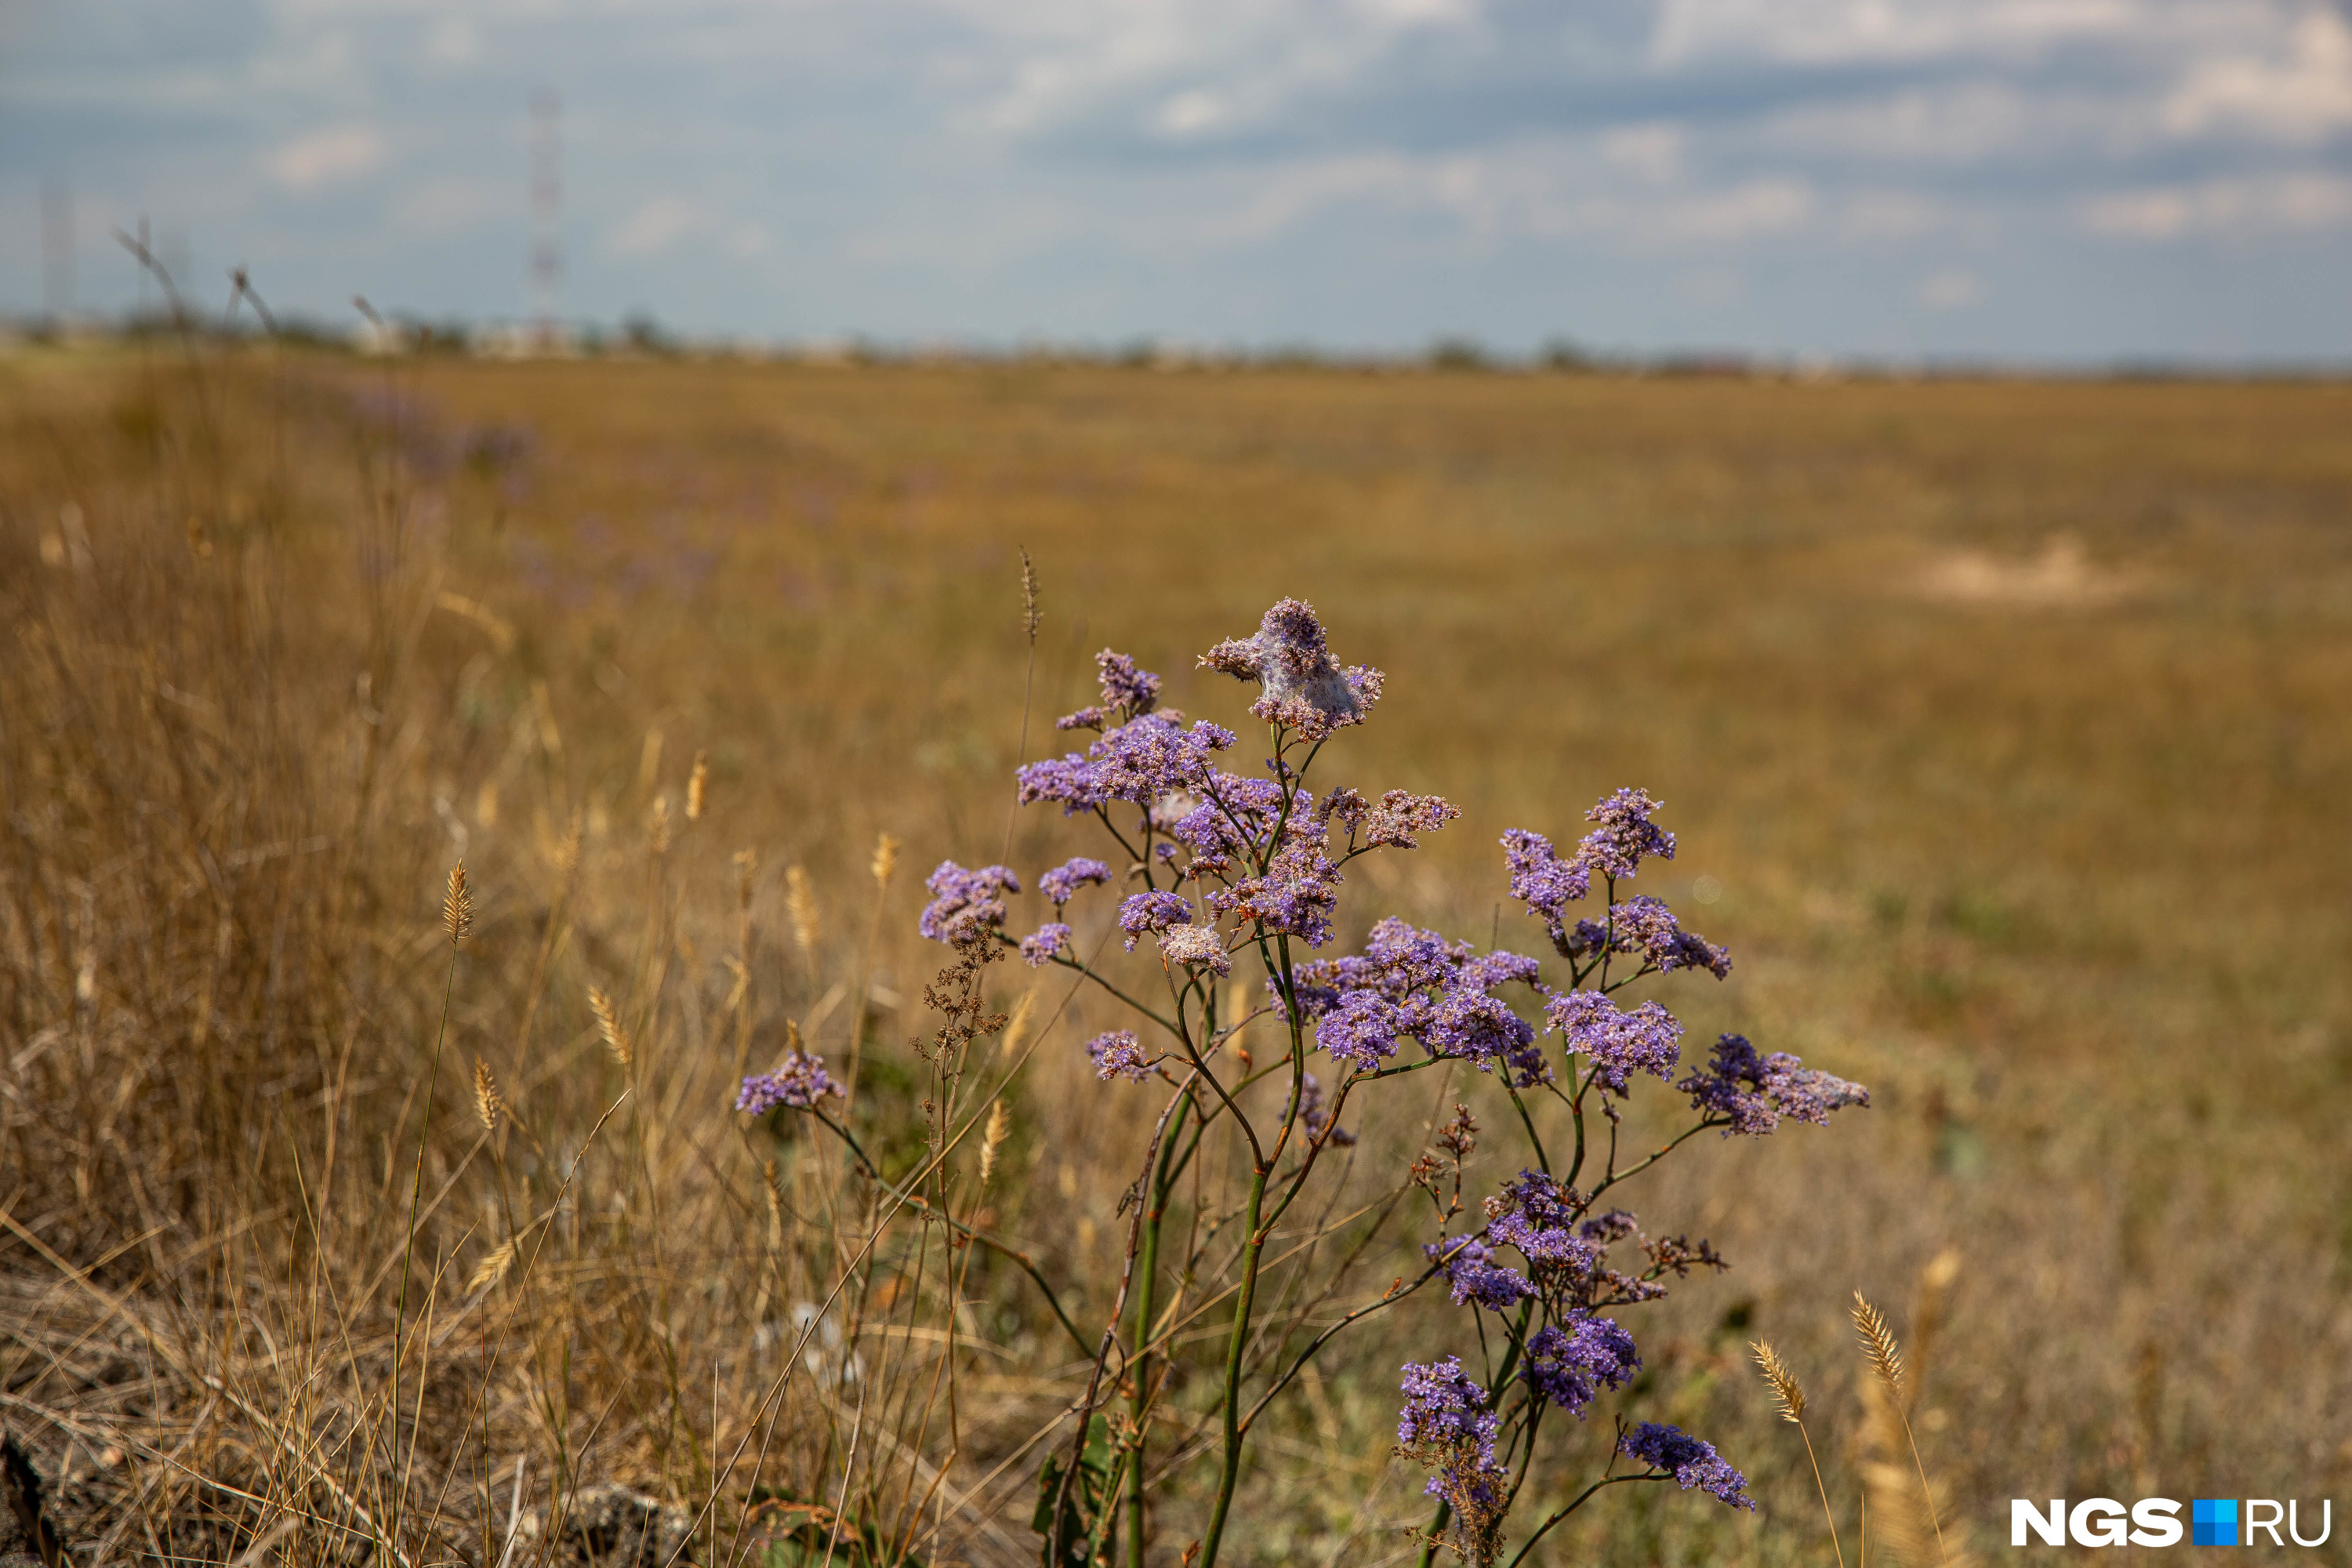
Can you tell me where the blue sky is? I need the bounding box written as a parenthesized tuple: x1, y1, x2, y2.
(5, 0, 2352, 361)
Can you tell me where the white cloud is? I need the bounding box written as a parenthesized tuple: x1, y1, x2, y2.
(1601, 122, 1683, 183)
(268, 124, 385, 192)
(2163, 7, 2352, 143)
(2080, 172, 2352, 238)
(1650, 0, 2140, 67)
(608, 197, 703, 256)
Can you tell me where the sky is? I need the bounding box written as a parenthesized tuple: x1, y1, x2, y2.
(4, 0, 2352, 363)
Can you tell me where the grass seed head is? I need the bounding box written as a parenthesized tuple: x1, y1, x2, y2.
(1751, 1340, 1806, 1423)
(442, 862, 474, 946)
(786, 866, 819, 954)
(872, 832, 899, 888)
(686, 749, 709, 821)
(1853, 1291, 1907, 1396)
(467, 1239, 517, 1296)
(472, 1057, 502, 1133)
(979, 1099, 1011, 1185)
(589, 985, 632, 1068)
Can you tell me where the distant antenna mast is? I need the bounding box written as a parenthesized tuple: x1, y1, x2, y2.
(529, 87, 563, 350)
(41, 182, 73, 320)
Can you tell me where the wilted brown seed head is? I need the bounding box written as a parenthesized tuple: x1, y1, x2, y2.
(442, 862, 474, 945)
(687, 750, 709, 821)
(1019, 548, 1042, 644)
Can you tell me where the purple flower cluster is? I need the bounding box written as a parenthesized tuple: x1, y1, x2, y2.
(1563, 896, 1732, 979)
(1426, 1235, 1536, 1310)
(1038, 856, 1112, 907)
(918, 862, 1020, 942)
(1396, 1356, 1502, 1488)
(1502, 791, 1681, 953)
(1577, 788, 1676, 880)
(1019, 922, 1072, 967)
(1198, 597, 1385, 740)
(1544, 989, 1683, 1094)
(1619, 1423, 1753, 1510)
(1118, 889, 1195, 950)
(1679, 1034, 1871, 1134)
(737, 1051, 843, 1113)
(1522, 1315, 1640, 1415)
(1054, 648, 1170, 732)
(1288, 919, 1545, 1082)
(1203, 793, 1345, 946)
(1085, 1029, 1152, 1082)
(1018, 713, 1238, 818)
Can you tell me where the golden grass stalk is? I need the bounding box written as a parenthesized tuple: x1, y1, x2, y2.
(588, 985, 633, 1069)
(687, 750, 710, 821)
(1753, 1341, 1845, 1568)
(1853, 1292, 1954, 1566)
(787, 866, 821, 960)
(473, 1058, 503, 1134)
(978, 1101, 1011, 1186)
(467, 1240, 517, 1296)
(442, 862, 474, 946)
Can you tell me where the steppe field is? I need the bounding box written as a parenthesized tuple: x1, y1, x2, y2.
(2, 343, 2350, 1566)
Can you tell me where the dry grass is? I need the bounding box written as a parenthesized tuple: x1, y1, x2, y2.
(3, 339, 2352, 1566)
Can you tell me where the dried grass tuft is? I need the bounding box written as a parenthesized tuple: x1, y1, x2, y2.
(443, 862, 474, 946)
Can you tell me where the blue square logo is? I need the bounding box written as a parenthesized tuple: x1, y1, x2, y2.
(2194, 1499, 2238, 1546)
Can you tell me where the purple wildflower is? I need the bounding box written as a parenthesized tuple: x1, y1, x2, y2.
(1619, 1423, 1754, 1511)
(1501, 828, 1592, 942)
(1679, 1034, 1870, 1134)
(1572, 788, 1675, 883)
(1198, 598, 1385, 739)
(1523, 1315, 1640, 1414)
(1424, 989, 1544, 1083)
(1207, 825, 1342, 946)
(1052, 648, 1167, 731)
(1597, 895, 1731, 978)
(917, 862, 1021, 942)
(1427, 1236, 1536, 1310)
(1019, 922, 1072, 967)
(1118, 889, 1195, 951)
(1157, 923, 1232, 977)
(1396, 1358, 1511, 1557)
(1017, 714, 1237, 817)
(1544, 989, 1683, 1093)
(737, 1051, 843, 1113)
(1038, 856, 1112, 907)
(1483, 1171, 1601, 1281)
(1085, 1029, 1152, 1083)
(1316, 988, 1404, 1070)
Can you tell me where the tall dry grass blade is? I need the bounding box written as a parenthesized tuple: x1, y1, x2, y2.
(1853, 1292, 1953, 1567)
(1752, 1341, 1845, 1568)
